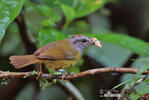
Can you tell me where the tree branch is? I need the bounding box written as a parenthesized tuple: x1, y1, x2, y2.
(16, 12, 36, 54)
(1, 67, 149, 80)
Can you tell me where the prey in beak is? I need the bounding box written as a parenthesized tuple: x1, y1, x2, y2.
(90, 38, 102, 48)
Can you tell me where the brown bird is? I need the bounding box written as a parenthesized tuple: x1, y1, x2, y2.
(9, 35, 101, 73)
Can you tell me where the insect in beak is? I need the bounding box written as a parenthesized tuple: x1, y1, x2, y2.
(90, 38, 102, 48)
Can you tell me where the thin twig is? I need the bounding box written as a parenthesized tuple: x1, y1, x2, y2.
(0, 67, 149, 80)
(132, 74, 149, 87)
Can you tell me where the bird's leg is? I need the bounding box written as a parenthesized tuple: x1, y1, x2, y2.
(57, 69, 68, 80)
(61, 72, 68, 80)
(39, 63, 43, 74)
(37, 63, 42, 80)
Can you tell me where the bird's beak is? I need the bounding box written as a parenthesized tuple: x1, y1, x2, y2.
(90, 38, 102, 48)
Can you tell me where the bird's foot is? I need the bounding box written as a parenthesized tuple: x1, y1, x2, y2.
(61, 72, 68, 80)
(36, 71, 43, 80)
(55, 69, 68, 80)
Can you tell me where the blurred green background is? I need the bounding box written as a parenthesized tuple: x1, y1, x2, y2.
(1, 0, 149, 100)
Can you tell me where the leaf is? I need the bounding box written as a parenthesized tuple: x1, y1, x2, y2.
(38, 28, 66, 46)
(60, 4, 75, 27)
(37, 5, 53, 17)
(0, 0, 25, 43)
(130, 93, 140, 100)
(75, 0, 107, 18)
(130, 78, 149, 100)
(60, 0, 107, 28)
(68, 65, 80, 74)
(132, 58, 149, 76)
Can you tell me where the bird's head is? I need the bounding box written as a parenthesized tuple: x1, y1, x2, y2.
(68, 35, 101, 53)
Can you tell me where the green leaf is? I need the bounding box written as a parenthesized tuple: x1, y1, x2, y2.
(37, 5, 53, 17)
(60, 0, 107, 28)
(0, 0, 25, 43)
(130, 93, 140, 100)
(130, 78, 149, 100)
(133, 58, 149, 75)
(48, 67, 54, 74)
(75, 0, 107, 18)
(60, 4, 75, 27)
(68, 65, 80, 74)
(38, 28, 67, 46)
(85, 33, 149, 56)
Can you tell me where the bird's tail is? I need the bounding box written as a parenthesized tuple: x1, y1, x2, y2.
(9, 55, 39, 69)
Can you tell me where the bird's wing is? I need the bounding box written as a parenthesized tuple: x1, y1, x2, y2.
(34, 40, 78, 60)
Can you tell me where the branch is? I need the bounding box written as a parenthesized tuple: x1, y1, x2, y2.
(16, 12, 36, 54)
(56, 16, 66, 30)
(1, 67, 149, 80)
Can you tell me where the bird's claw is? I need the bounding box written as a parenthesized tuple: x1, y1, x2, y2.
(36, 71, 42, 80)
(61, 72, 68, 80)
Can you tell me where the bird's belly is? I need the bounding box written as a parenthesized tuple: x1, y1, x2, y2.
(43, 59, 77, 70)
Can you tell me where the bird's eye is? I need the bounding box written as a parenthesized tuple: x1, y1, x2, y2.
(82, 40, 87, 42)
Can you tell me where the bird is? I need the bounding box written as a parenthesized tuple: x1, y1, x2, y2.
(9, 35, 101, 73)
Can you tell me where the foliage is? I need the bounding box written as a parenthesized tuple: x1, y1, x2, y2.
(60, 0, 107, 28)
(0, 0, 25, 43)
(38, 28, 66, 46)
